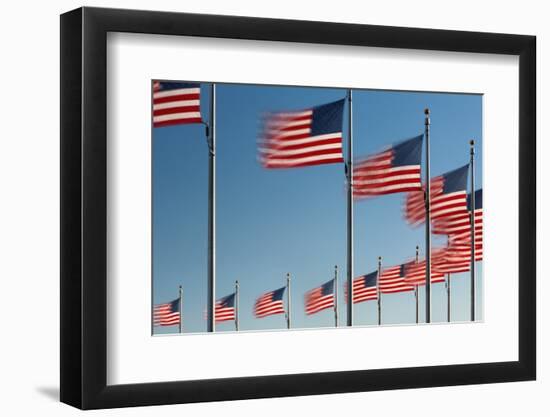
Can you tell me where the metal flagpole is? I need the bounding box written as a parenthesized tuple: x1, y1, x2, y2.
(334, 265, 339, 327)
(469, 139, 476, 321)
(235, 280, 239, 331)
(377, 256, 382, 326)
(286, 273, 291, 329)
(346, 89, 354, 327)
(178, 285, 183, 334)
(206, 83, 217, 333)
(415, 245, 419, 324)
(447, 273, 452, 322)
(424, 108, 432, 324)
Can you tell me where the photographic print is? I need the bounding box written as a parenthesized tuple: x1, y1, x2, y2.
(151, 81, 483, 335)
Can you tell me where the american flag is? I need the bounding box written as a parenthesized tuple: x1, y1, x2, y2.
(432, 243, 472, 273)
(254, 287, 286, 318)
(405, 164, 469, 226)
(305, 279, 335, 315)
(354, 134, 423, 198)
(259, 99, 345, 168)
(378, 265, 415, 294)
(403, 258, 446, 285)
(153, 81, 202, 127)
(433, 189, 483, 236)
(349, 271, 378, 303)
(215, 293, 236, 323)
(153, 298, 181, 327)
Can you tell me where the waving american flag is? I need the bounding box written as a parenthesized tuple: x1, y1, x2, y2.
(153, 298, 181, 327)
(153, 81, 202, 127)
(254, 287, 286, 318)
(305, 279, 335, 315)
(354, 134, 423, 198)
(405, 164, 469, 226)
(259, 99, 345, 168)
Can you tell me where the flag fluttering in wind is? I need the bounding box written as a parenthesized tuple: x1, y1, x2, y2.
(447, 189, 483, 259)
(153, 298, 181, 327)
(153, 81, 202, 127)
(433, 189, 483, 236)
(259, 99, 345, 168)
(405, 164, 469, 226)
(348, 271, 378, 303)
(254, 287, 286, 318)
(404, 258, 445, 285)
(378, 265, 415, 294)
(214, 293, 236, 323)
(353, 134, 423, 198)
(305, 279, 335, 315)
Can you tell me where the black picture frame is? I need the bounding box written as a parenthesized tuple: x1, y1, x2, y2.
(60, 6, 536, 410)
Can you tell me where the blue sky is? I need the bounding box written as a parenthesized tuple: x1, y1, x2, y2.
(152, 83, 482, 335)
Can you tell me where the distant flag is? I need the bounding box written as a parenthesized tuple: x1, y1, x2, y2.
(405, 164, 469, 226)
(404, 257, 445, 285)
(214, 293, 236, 323)
(153, 298, 181, 327)
(378, 265, 415, 294)
(346, 272, 378, 303)
(259, 99, 345, 168)
(153, 81, 202, 127)
(254, 287, 286, 318)
(353, 135, 423, 198)
(305, 279, 335, 315)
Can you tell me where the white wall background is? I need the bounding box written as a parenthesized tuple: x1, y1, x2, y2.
(0, 0, 544, 415)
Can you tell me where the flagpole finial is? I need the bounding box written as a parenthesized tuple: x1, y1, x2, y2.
(424, 108, 430, 115)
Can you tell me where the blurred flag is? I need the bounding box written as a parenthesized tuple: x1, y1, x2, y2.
(153, 81, 202, 127)
(259, 99, 345, 168)
(347, 271, 378, 303)
(254, 287, 286, 318)
(433, 189, 483, 236)
(432, 244, 472, 273)
(405, 164, 469, 226)
(153, 298, 181, 327)
(305, 279, 335, 315)
(403, 257, 446, 285)
(354, 134, 423, 198)
(378, 265, 415, 294)
(215, 293, 236, 323)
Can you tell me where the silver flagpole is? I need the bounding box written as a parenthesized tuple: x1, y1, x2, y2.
(286, 273, 291, 329)
(235, 280, 239, 331)
(424, 108, 432, 324)
(470, 139, 476, 321)
(377, 256, 382, 326)
(207, 83, 217, 333)
(178, 285, 183, 334)
(446, 273, 451, 322)
(334, 265, 339, 327)
(415, 245, 419, 324)
(346, 90, 354, 327)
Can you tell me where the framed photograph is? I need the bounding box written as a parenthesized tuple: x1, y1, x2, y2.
(60, 6, 536, 409)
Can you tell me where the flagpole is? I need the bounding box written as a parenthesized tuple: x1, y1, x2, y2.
(470, 139, 476, 321)
(415, 245, 419, 324)
(178, 285, 183, 334)
(424, 108, 432, 324)
(346, 89, 354, 327)
(446, 273, 451, 322)
(377, 256, 382, 326)
(334, 265, 339, 327)
(286, 273, 291, 329)
(235, 280, 239, 331)
(207, 83, 217, 333)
